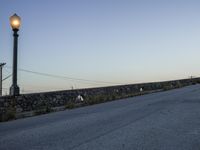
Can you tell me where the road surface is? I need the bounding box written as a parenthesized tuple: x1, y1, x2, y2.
(1, 85, 200, 150)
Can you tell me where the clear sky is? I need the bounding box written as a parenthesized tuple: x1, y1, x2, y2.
(1, 0, 200, 94)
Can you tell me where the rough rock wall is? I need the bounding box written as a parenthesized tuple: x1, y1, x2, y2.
(0, 78, 199, 121)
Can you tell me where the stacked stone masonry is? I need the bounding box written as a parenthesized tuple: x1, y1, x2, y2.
(0, 78, 199, 121)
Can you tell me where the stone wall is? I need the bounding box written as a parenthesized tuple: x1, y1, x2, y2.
(0, 78, 200, 121)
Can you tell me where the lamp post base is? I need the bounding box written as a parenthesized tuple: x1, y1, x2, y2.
(10, 85, 20, 96)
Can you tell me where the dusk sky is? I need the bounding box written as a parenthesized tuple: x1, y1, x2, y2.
(1, 0, 200, 94)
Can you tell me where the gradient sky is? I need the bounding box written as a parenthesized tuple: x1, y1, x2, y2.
(1, 0, 200, 94)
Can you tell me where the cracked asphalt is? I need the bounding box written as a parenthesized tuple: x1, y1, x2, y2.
(0, 85, 200, 150)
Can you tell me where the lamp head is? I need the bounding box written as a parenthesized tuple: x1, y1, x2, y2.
(10, 13, 21, 30)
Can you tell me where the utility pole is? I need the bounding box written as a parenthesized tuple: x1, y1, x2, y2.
(0, 63, 6, 96)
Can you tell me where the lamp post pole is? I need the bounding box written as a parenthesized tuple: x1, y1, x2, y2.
(9, 14, 21, 96)
(10, 29, 20, 96)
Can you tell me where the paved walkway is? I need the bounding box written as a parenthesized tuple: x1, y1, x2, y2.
(1, 85, 200, 150)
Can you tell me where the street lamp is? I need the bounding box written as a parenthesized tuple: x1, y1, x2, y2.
(9, 13, 21, 96)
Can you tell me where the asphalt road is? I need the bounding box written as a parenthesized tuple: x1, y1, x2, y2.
(1, 85, 200, 150)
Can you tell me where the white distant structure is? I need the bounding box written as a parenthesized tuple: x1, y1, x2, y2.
(76, 95, 84, 102)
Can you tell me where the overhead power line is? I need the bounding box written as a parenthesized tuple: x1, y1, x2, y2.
(2, 74, 12, 81)
(5, 66, 124, 85)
